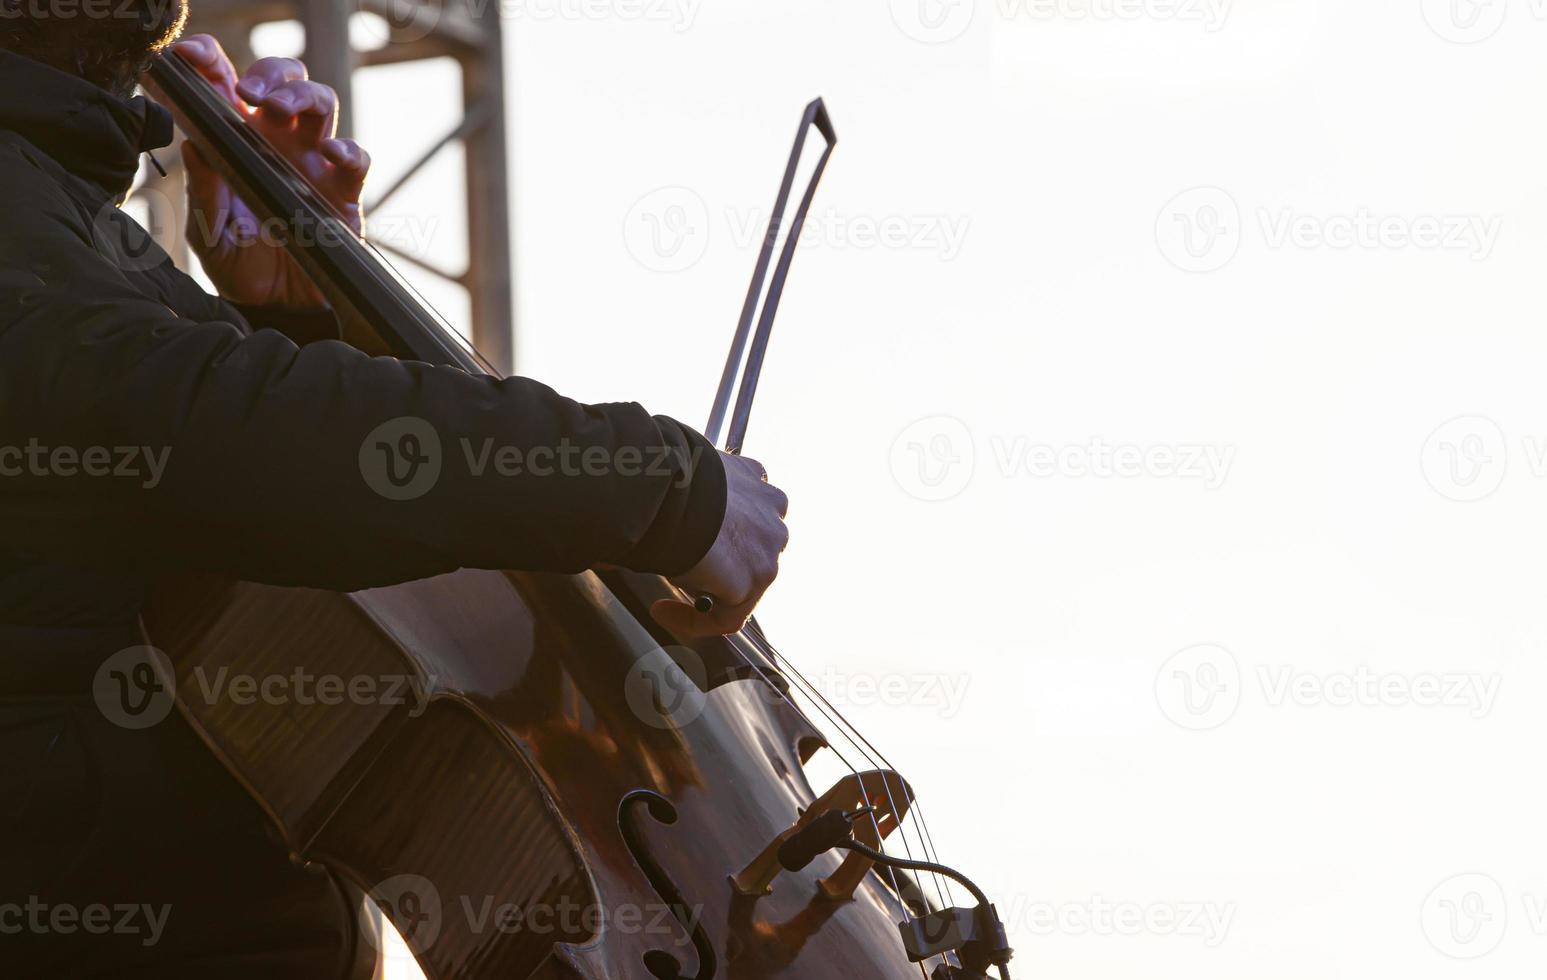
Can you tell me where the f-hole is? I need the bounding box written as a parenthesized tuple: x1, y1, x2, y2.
(618, 789, 719, 980)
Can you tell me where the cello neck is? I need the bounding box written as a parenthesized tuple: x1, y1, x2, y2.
(146, 52, 494, 377)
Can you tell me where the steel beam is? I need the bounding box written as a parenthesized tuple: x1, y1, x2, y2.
(299, 0, 356, 139)
(459, 6, 514, 373)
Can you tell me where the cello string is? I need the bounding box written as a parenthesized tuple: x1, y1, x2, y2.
(735, 634, 954, 980)
(745, 624, 960, 914)
(900, 796, 957, 911)
(756, 631, 959, 909)
(739, 622, 947, 894)
(736, 626, 958, 928)
(750, 633, 941, 907)
(725, 632, 940, 980)
(909, 792, 960, 910)
(739, 628, 911, 865)
(747, 627, 957, 914)
(719, 629, 928, 936)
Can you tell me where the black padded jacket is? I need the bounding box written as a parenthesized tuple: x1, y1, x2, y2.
(0, 48, 726, 694)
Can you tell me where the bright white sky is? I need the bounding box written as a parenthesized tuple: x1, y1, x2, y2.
(233, 1, 1547, 976)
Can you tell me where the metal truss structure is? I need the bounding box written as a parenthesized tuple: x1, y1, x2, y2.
(138, 0, 515, 372)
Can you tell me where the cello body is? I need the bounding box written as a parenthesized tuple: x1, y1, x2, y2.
(144, 569, 928, 979)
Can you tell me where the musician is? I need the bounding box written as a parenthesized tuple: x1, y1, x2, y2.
(0, 4, 788, 976)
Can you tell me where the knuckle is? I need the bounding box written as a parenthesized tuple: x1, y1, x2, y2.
(306, 80, 339, 105)
(254, 56, 308, 81)
(278, 78, 321, 98)
(184, 34, 219, 59)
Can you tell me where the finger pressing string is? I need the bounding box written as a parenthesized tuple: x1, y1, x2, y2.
(172, 36, 241, 105)
(236, 56, 308, 105)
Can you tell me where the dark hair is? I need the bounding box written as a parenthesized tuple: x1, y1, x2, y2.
(0, 0, 187, 96)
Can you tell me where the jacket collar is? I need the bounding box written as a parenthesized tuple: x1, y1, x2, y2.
(0, 48, 173, 202)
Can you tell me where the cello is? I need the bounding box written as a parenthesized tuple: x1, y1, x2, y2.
(137, 47, 1014, 980)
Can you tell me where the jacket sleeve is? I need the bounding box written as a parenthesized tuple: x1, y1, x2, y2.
(0, 148, 726, 590)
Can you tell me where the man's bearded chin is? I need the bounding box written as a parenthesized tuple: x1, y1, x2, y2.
(1, 0, 190, 97)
